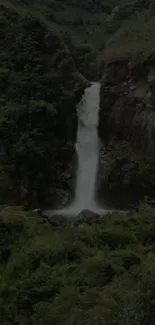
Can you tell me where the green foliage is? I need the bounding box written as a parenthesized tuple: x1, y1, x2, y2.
(104, 9, 155, 62)
(4, 0, 155, 65)
(71, 43, 100, 79)
(1, 1, 155, 322)
(0, 206, 155, 324)
(0, 4, 86, 206)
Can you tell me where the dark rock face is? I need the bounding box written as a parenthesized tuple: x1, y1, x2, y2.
(146, 198, 155, 208)
(47, 214, 68, 228)
(75, 209, 100, 225)
(98, 60, 155, 208)
(45, 187, 72, 209)
(99, 60, 155, 155)
(43, 151, 77, 209)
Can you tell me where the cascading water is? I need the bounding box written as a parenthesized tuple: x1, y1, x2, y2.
(44, 82, 107, 217)
(70, 82, 100, 211)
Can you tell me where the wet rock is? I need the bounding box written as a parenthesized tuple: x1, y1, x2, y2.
(149, 78, 155, 89)
(61, 152, 77, 195)
(48, 214, 68, 228)
(97, 150, 113, 207)
(132, 82, 148, 99)
(32, 209, 51, 225)
(128, 61, 137, 70)
(75, 209, 100, 225)
(33, 208, 43, 216)
(146, 198, 155, 208)
(44, 149, 77, 209)
(148, 66, 155, 82)
(98, 59, 155, 209)
(45, 186, 72, 209)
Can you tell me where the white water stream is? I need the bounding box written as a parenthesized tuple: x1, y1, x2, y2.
(69, 82, 102, 212)
(44, 82, 108, 217)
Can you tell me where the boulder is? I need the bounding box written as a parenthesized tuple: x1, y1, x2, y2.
(147, 198, 155, 208)
(33, 208, 42, 216)
(75, 209, 100, 225)
(48, 214, 68, 228)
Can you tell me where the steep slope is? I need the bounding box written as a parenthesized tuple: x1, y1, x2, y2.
(1, 0, 155, 210)
(98, 2, 155, 207)
(0, 3, 86, 208)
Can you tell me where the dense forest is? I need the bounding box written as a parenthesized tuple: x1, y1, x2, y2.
(1, 0, 155, 324)
(2, 205, 155, 325)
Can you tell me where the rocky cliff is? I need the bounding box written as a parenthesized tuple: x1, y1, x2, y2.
(98, 59, 155, 208)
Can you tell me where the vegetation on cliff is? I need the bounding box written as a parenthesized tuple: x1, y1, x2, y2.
(98, 0, 155, 206)
(1, 1, 155, 206)
(100, 0, 155, 62)
(0, 2, 87, 207)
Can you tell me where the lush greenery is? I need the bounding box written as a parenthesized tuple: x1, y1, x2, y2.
(1, 1, 155, 324)
(100, 0, 155, 62)
(0, 3, 87, 207)
(1, 205, 155, 324)
(104, 9, 155, 62)
(5, 0, 155, 65)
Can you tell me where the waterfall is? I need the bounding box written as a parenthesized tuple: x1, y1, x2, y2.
(71, 82, 100, 211)
(44, 82, 108, 217)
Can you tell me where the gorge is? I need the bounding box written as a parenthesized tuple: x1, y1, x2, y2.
(2, 1, 155, 324)
(1, 0, 155, 211)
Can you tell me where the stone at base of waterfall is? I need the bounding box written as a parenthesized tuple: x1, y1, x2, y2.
(146, 198, 155, 208)
(33, 208, 43, 216)
(75, 209, 100, 226)
(48, 214, 69, 228)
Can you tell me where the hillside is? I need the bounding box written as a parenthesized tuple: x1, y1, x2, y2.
(103, 3, 155, 62)
(97, 1, 155, 208)
(0, 1, 87, 208)
(1, 205, 155, 325)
